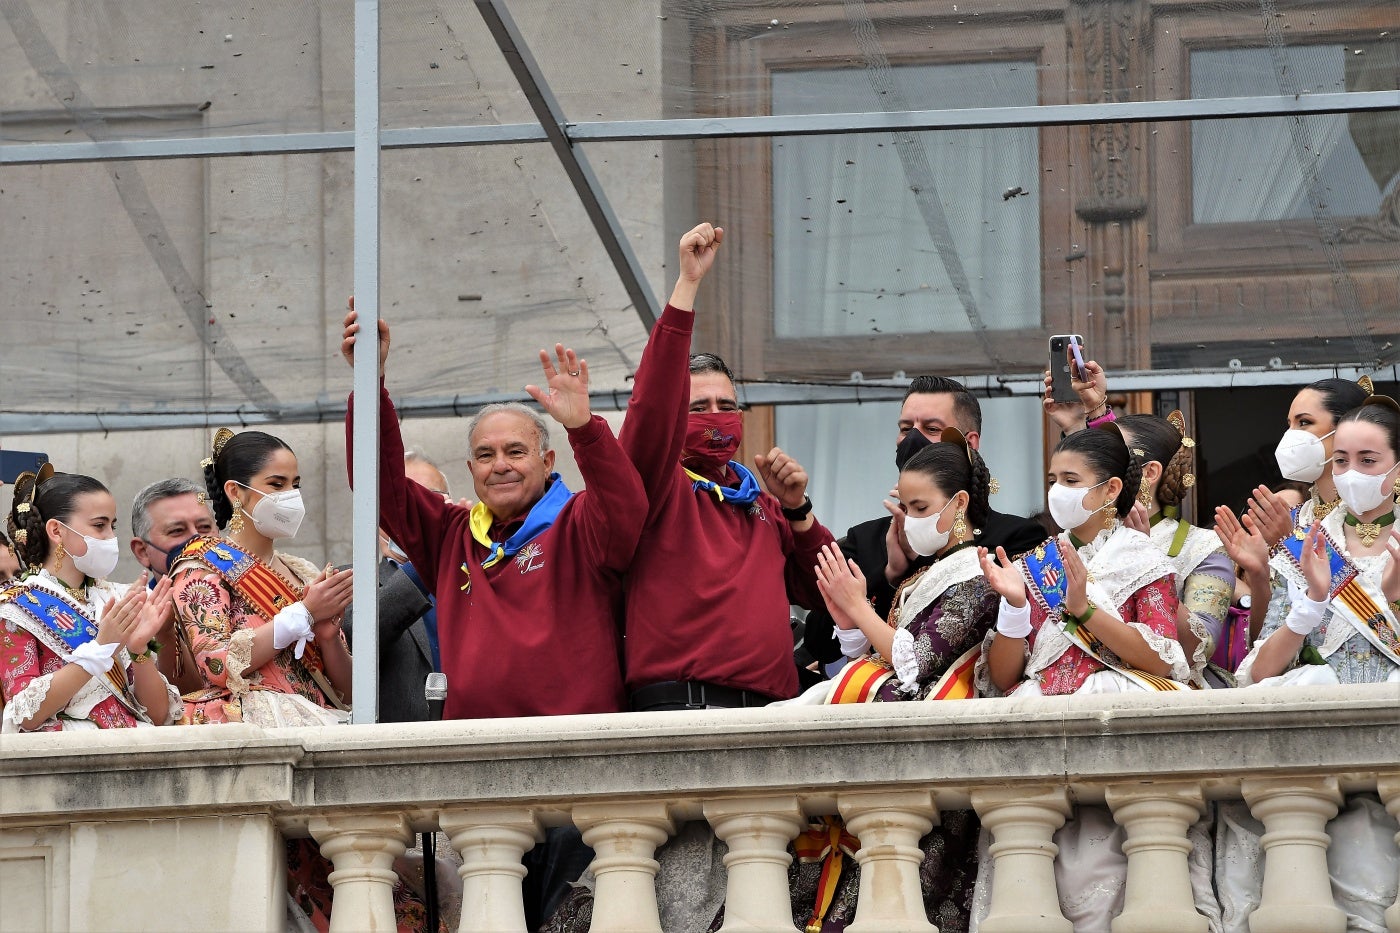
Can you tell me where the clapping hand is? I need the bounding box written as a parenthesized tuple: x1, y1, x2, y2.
(525, 344, 591, 430)
(883, 497, 917, 582)
(303, 566, 354, 637)
(1061, 543, 1091, 618)
(1299, 521, 1332, 602)
(1214, 505, 1271, 578)
(814, 543, 868, 626)
(1244, 485, 1296, 549)
(980, 546, 1028, 608)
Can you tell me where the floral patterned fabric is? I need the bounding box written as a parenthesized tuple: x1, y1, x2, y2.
(172, 550, 342, 724)
(0, 575, 176, 732)
(875, 573, 998, 702)
(1022, 576, 1180, 696)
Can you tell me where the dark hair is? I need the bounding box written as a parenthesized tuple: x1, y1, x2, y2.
(688, 352, 736, 384)
(1338, 396, 1400, 460)
(901, 440, 992, 532)
(6, 472, 110, 569)
(1053, 423, 1141, 518)
(203, 430, 294, 530)
(1116, 414, 1195, 508)
(903, 376, 982, 435)
(1301, 378, 1370, 427)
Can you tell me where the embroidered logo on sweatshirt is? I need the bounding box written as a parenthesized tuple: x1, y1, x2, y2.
(514, 541, 546, 575)
(749, 503, 767, 523)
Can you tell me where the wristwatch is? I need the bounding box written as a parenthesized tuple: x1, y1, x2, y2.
(782, 496, 814, 521)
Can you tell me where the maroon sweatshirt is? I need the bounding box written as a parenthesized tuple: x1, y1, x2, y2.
(618, 304, 834, 700)
(348, 386, 644, 719)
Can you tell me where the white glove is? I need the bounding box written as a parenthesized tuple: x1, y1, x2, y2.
(272, 602, 315, 658)
(996, 597, 1034, 640)
(1284, 593, 1329, 636)
(70, 639, 120, 677)
(835, 625, 872, 659)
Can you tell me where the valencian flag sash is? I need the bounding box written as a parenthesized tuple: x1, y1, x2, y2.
(173, 536, 348, 708)
(0, 581, 146, 717)
(1021, 538, 1187, 692)
(1275, 523, 1400, 666)
(825, 656, 894, 704)
(794, 816, 861, 933)
(684, 461, 761, 506)
(926, 644, 980, 700)
(469, 473, 573, 570)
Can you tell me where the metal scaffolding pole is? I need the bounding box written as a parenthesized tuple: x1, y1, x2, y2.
(474, 0, 661, 331)
(349, 0, 381, 726)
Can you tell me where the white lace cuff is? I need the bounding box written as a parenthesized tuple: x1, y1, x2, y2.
(271, 602, 314, 658)
(889, 628, 920, 693)
(7, 672, 55, 729)
(70, 639, 119, 677)
(1126, 621, 1191, 682)
(835, 626, 871, 658)
(996, 598, 1033, 639)
(1285, 593, 1329, 636)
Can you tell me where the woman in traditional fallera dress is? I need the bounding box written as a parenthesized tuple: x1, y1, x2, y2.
(1, 467, 178, 732)
(172, 429, 354, 727)
(971, 425, 1204, 931)
(793, 429, 1000, 932)
(172, 429, 438, 932)
(1116, 413, 1235, 686)
(1217, 395, 1400, 932)
(1214, 377, 1373, 655)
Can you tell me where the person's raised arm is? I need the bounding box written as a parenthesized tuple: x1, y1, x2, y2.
(528, 344, 647, 572)
(620, 223, 723, 523)
(1044, 356, 1109, 435)
(341, 304, 453, 590)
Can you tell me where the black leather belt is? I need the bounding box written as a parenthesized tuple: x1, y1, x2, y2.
(629, 680, 776, 711)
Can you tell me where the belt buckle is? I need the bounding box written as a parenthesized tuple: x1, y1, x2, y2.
(685, 682, 707, 710)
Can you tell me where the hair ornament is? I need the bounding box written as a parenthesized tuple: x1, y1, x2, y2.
(200, 458, 213, 469)
(988, 478, 1001, 495)
(15, 503, 29, 514)
(211, 427, 235, 462)
(1182, 473, 1196, 488)
(1360, 394, 1400, 415)
(1167, 409, 1187, 435)
(12, 530, 26, 544)
(1358, 375, 1375, 397)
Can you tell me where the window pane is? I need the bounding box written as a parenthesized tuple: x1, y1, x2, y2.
(1190, 43, 1400, 224)
(771, 63, 1040, 339)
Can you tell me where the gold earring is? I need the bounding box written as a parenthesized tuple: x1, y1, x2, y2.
(1136, 483, 1153, 509)
(1102, 499, 1117, 526)
(54, 540, 67, 571)
(227, 503, 246, 536)
(952, 509, 968, 541)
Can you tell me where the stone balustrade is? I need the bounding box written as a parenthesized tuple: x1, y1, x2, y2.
(2, 683, 1398, 932)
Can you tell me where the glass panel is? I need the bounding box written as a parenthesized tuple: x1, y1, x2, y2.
(0, 1, 350, 145)
(1191, 45, 1400, 223)
(771, 63, 1040, 338)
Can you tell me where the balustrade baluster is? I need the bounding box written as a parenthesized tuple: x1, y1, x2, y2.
(1375, 776, 1400, 933)
(440, 806, 543, 933)
(971, 786, 1073, 933)
(308, 813, 413, 933)
(573, 801, 675, 933)
(1242, 777, 1346, 933)
(1105, 782, 1208, 933)
(837, 789, 939, 933)
(704, 795, 805, 933)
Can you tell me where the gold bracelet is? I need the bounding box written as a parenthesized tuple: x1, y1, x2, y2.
(130, 648, 155, 664)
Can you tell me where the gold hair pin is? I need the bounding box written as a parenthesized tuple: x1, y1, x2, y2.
(211, 427, 235, 461)
(1358, 375, 1375, 396)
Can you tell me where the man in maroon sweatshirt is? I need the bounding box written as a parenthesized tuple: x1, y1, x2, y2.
(341, 310, 645, 721)
(621, 224, 836, 710)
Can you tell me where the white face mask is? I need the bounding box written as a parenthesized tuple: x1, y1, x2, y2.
(1047, 480, 1110, 532)
(57, 522, 121, 580)
(902, 499, 956, 557)
(1332, 462, 1400, 516)
(1275, 428, 1334, 483)
(236, 483, 306, 540)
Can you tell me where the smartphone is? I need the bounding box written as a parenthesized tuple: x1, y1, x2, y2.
(0, 450, 49, 484)
(1048, 334, 1084, 404)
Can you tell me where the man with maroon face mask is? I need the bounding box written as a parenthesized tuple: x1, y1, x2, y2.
(619, 223, 836, 710)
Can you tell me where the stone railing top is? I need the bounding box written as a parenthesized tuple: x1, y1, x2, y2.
(3, 683, 1396, 829)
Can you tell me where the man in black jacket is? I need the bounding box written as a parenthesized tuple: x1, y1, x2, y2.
(802, 376, 1047, 668)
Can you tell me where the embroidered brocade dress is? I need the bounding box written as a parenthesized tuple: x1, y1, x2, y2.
(789, 547, 998, 933)
(1149, 516, 1235, 686)
(173, 549, 344, 725)
(0, 573, 179, 732)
